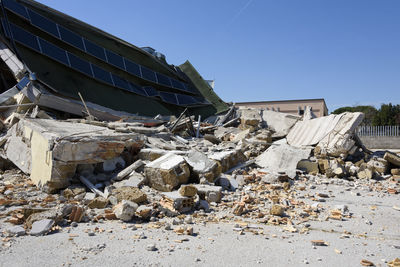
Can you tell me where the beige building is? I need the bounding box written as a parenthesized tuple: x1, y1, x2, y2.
(235, 98, 328, 117)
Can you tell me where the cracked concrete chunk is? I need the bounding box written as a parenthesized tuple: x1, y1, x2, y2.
(297, 159, 319, 174)
(4, 118, 144, 192)
(29, 219, 54, 236)
(262, 110, 300, 137)
(160, 191, 195, 213)
(113, 200, 138, 222)
(193, 184, 223, 203)
(255, 139, 311, 178)
(145, 153, 190, 191)
(184, 151, 220, 182)
(384, 152, 400, 167)
(112, 187, 147, 204)
(208, 150, 246, 173)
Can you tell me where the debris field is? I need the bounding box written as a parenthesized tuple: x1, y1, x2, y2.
(0, 103, 399, 266)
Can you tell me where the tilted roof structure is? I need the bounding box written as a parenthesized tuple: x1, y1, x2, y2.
(0, 0, 228, 118)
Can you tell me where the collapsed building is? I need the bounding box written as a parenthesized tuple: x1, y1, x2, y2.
(0, 0, 228, 120)
(0, 0, 399, 241)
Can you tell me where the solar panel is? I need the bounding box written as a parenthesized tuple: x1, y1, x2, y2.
(106, 50, 124, 69)
(156, 73, 171, 87)
(124, 59, 141, 77)
(111, 74, 130, 91)
(28, 9, 59, 38)
(1, 19, 11, 38)
(140, 66, 157, 83)
(176, 94, 196, 106)
(182, 83, 195, 93)
(126, 82, 145, 96)
(159, 92, 178, 105)
(143, 86, 158, 97)
(170, 78, 185, 91)
(39, 38, 69, 65)
(59, 26, 85, 50)
(9, 24, 40, 52)
(67, 52, 92, 77)
(84, 39, 106, 61)
(3, 0, 30, 20)
(91, 64, 113, 85)
(16, 75, 30, 90)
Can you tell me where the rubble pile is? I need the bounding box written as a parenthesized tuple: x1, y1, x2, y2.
(0, 102, 399, 240)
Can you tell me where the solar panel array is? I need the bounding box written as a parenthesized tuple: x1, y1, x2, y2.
(3, 21, 204, 106)
(2, 0, 199, 95)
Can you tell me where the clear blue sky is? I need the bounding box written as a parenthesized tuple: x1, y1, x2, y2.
(36, 0, 400, 113)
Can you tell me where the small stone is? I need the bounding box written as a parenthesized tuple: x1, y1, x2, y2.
(30, 219, 54, 236)
(184, 216, 193, 224)
(146, 244, 157, 251)
(270, 205, 284, 216)
(113, 200, 138, 222)
(136, 206, 152, 219)
(7, 225, 26, 236)
(88, 232, 95, 236)
(87, 197, 108, 209)
(179, 185, 198, 197)
(71, 222, 78, 227)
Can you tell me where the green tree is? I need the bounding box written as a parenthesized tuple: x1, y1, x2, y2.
(332, 105, 377, 125)
(372, 103, 400, 126)
(333, 103, 400, 126)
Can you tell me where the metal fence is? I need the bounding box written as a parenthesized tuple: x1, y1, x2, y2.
(356, 125, 400, 137)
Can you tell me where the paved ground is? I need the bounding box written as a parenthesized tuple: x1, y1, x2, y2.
(1, 180, 399, 267)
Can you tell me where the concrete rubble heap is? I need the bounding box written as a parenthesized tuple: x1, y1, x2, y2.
(0, 99, 399, 250)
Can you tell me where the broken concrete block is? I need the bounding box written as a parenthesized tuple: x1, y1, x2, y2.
(87, 197, 109, 209)
(112, 172, 146, 188)
(357, 168, 374, 179)
(184, 151, 221, 182)
(62, 186, 86, 199)
(367, 158, 388, 173)
(193, 184, 223, 203)
(297, 160, 319, 174)
(287, 112, 364, 157)
(178, 185, 198, 197)
(160, 191, 195, 213)
(112, 187, 147, 204)
(145, 153, 190, 192)
(4, 119, 144, 192)
(136, 205, 152, 219)
(333, 166, 345, 178)
(255, 139, 311, 178)
(29, 219, 54, 236)
(232, 202, 246, 215)
(391, 169, 400, 176)
(231, 128, 251, 142)
(262, 110, 300, 137)
(113, 160, 145, 181)
(208, 150, 246, 173)
(384, 152, 400, 167)
(25, 209, 61, 229)
(270, 205, 284, 216)
(113, 200, 138, 222)
(7, 225, 26, 236)
(214, 127, 241, 141)
(239, 108, 261, 130)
